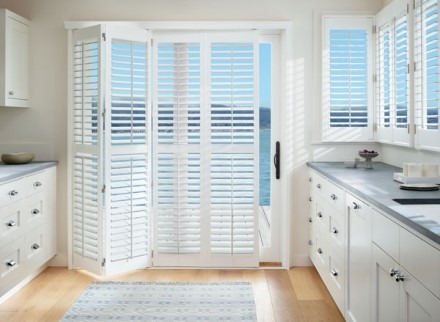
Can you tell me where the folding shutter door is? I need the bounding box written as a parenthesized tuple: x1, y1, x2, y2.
(104, 26, 152, 274)
(72, 25, 105, 275)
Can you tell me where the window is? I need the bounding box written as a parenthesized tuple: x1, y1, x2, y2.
(322, 16, 374, 142)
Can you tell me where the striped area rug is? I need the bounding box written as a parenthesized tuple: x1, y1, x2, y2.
(60, 281, 257, 321)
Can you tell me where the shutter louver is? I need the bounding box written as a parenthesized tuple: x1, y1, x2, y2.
(395, 13, 409, 129)
(377, 23, 392, 129)
(328, 29, 369, 128)
(415, 0, 440, 149)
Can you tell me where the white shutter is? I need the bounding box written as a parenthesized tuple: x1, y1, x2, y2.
(104, 26, 151, 274)
(414, 0, 440, 149)
(72, 25, 105, 275)
(208, 33, 259, 267)
(322, 16, 374, 142)
(376, 0, 410, 145)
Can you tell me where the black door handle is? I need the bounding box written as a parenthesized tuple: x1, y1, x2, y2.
(274, 141, 280, 179)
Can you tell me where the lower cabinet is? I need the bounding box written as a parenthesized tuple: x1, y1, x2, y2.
(373, 244, 440, 321)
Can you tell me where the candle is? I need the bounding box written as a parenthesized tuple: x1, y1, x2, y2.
(423, 163, 439, 177)
(403, 163, 409, 176)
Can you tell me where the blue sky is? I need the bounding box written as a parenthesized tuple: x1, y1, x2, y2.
(259, 43, 271, 109)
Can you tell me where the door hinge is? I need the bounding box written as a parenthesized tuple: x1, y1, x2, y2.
(414, 62, 417, 72)
(373, 73, 378, 83)
(372, 25, 377, 34)
(101, 258, 106, 267)
(102, 185, 106, 193)
(373, 123, 378, 132)
(151, 250, 154, 258)
(102, 33, 106, 41)
(102, 109, 106, 118)
(407, 63, 410, 74)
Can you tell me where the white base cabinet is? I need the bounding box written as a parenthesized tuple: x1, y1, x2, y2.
(0, 166, 56, 297)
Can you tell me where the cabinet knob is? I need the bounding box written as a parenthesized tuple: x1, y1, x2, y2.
(6, 220, 16, 227)
(331, 268, 338, 277)
(317, 212, 323, 218)
(317, 184, 321, 189)
(31, 209, 40, 215)
(31, 243, 40, 250)
(317, 248, 323, 254)
(395, 273, 405, 282)
(8, 190, 18, 196)
(352, 202, 360, 210)
(389, 268, 398, 277)
(33, 181, 42, 187)
(308, 217, 313, 223)
(308, 240, 313, 246)
(6, 260, 16, 267)
(8, 90, 14, 96)
(330, 194, 337, 200)
(331, 227, 338, 234)
(309, 197, 312, 202)
(308, 177, 312, 182)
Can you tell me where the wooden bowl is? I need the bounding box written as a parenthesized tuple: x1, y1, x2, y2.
(1, 152, 35, 164)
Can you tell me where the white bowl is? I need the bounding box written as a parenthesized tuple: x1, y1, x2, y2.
(1, 152, 35, 164)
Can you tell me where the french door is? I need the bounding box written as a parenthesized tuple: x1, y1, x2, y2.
(70, 25, 260, 273)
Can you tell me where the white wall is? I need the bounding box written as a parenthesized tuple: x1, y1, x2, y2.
(0, 0, 384, 267)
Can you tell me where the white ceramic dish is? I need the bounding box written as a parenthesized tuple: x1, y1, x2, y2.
(1, 152, 35, 164)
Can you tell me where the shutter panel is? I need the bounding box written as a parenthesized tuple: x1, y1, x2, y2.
(72, 25, 105, 275)
(415, 0, 440, 149)
(104, 26, 151, 274)
(376, 0, 410, 145)
(322, 17, 374, 142)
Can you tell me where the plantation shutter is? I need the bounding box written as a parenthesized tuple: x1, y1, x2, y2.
(71, 25, 151, 276)
(322, 16, 374, 142)
(414, 0, 440, 149)
(104, 26, 152, 275)
(72, 25, 105, 275)
(152, 32, 259, 267)
(208, 33, 259, 267)
(376, 0, 410, 145)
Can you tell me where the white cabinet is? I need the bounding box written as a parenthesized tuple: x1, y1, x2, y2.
(0, 166, 56, 297)
(372, 210, 440, 322)
(346, 193, 372, 322)
(0, 9, 30, 107)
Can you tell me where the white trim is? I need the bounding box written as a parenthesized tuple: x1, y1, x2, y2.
(67, 28, 73, 270)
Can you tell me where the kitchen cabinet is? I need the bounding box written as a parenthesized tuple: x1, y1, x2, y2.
(0, 9, 30, 107)
(0, 165, 56, 297)
(372, 209, 440, 322)
(346, 193, 372, 322)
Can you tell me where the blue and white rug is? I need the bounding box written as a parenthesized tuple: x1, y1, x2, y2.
(60, 281, 257, 321)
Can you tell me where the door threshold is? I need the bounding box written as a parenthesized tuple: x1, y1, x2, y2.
(259, 262, 282, 268)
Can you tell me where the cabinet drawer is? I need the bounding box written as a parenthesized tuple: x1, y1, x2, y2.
(23, 169, 52, 197)
(314, 202, 329, 231)
(310, 171, 326, 196)
(322, 180, 345, 214)
(25, 225, 50, 267)
(327, 250, 345, 313)
(0, 237, 24, 281)
(0, 203, 23, 245)
(372, 209, 399, 262)
(328, 212, 344, 255)
(23, 194, 45, 227)
(0, 178, 24, 208)
(400, 228, 440, 298)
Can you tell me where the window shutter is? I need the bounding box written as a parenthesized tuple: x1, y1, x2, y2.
(322, 16, 374, 142)
(414, 0, 440, 149)
(104, 26, 152, 275)
(376, 0, 410, 145)
(72, 25, 105, 275)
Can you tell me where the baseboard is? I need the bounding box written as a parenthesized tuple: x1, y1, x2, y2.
(290, 255, 312, 267)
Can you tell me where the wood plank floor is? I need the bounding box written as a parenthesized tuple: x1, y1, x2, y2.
(0, 267, 344, 322)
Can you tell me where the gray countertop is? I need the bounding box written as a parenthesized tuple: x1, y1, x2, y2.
(307, 162, 440, 246)
(0, 161, 58, 184)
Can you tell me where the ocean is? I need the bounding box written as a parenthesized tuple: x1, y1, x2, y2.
(259, 129, 270, 206)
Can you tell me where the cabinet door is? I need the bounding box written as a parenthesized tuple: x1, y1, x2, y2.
(372, 244, 400, 322)
(7, 16, 29, 103)
(346, 193, 372, 322)
(399, 267, 440, 322)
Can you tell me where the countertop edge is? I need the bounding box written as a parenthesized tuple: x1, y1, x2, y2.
(0, 161, 58, 184)
(307, 162, 440, 247)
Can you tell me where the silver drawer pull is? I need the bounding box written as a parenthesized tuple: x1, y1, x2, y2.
(331, 227, 338, 234)
(330, 194, 337, 200)
(8, 90, 14, 96)
(395, 273, 405, 282)
(317, 248, 323, 254)
(33, 181, 42, 187)
(308, 177, 312, 182)
(353, 202, 360, 210)
(389, 268, 398, 277)
(8, 190, 18, 196)
(317, 212, 323, 218)
(31, 243, 40, 250)
(317, 184, 322, 189)
(6, 260, 16, 267)
(31, 209, 40, 215)
(308, 217, 313, 223)
(331, 269, 338, 277)
(309, 197, 312, 202)
(308, 240, 313, 246)
(7, 220, 16, 227)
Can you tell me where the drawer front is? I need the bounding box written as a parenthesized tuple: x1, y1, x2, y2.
(0, 237, 25, 281)
(400, 228, 440, 298)
(0, 178, 24, 208)
(322, 180, 345, 214)
(372, 209, 399, 262)
(25, 225, 50, 267)
(23, 194, 45, 227)
(327, 250, 345, 313)
(24, 169, 52, 197)
(328, 212, 344, 255)
(314, 202, 329, 232)
(0, 203, 23, 245)
(311, 171, 326, 197)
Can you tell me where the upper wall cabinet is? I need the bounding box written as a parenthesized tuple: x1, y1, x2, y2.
(0, 9, 30, 108)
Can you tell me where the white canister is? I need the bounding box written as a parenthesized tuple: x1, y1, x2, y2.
(402, 163, 409, 176)
(423, 163, 439, 177)
(407, 163, 423, 177)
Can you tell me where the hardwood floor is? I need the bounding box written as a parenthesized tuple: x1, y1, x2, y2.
(0, 266, 344, 322)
